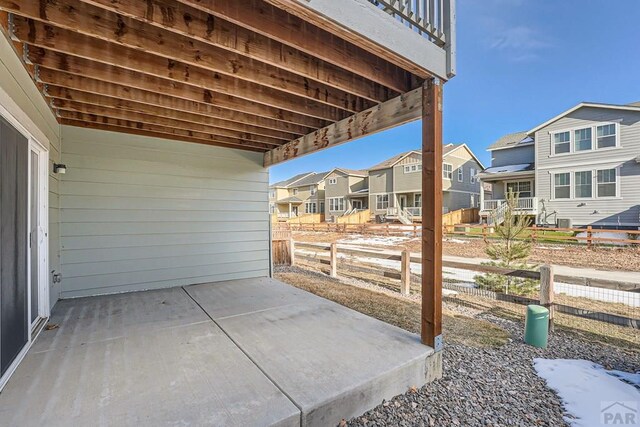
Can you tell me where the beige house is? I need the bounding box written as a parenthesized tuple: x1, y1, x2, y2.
(269, 172, 328, 219)
(323, 168, 369, 221)
(369, 144, 485, 223)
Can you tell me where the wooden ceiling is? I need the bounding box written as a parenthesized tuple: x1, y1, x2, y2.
(0, 0, 429, 163)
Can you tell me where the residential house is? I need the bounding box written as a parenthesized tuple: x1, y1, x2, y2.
(479, 102, 640, 228)
(269, 171, 328, 219)
(0, 0, 454, 423)
(369, 144, 485, 223)
(324, 168, 369, 221)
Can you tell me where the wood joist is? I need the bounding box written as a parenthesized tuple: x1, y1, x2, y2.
(1, 0, 429, 154)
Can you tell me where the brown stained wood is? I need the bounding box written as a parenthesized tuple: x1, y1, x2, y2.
(54, 101, 284, 146)
(421, 78, 443, 348)
(180, 0, 414, 93)
(45, 85, 314, 136)
(75, 0, 394, 103)
(13, 19, 344, 123)
(264, 87, 422, 167)
(5, 3, 368, 116)
(49, 96, 296, 141)
(59, 115, 270, 151)
(36, 64, 329, 130)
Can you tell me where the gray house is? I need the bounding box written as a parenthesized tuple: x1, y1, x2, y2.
(369, 144, 485, 222)
(0, 0, 455, 424)
(479, 102, 640, 228)
(324, 168, 369, 221)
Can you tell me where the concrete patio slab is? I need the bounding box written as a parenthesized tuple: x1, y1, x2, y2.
(186, 278, 437, 427)
(0, 278, 438, 427)
(0, 288, 299, 427)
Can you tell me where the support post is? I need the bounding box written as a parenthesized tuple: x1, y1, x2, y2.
(330, 242, 338, 278)
(586, 225, 593, 249)
(421, 78, 443, 349)
(539, 265, 555, 332)
(401, 249, 411, 296)
(289, 237, 295, 267)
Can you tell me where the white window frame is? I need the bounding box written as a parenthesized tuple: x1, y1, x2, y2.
(457, 167, 463, 182)
(550, 122, 620, 157)
(443, 163, 453, 180)
(549, 166, 621, 201)
(292, 188, 298, 195)
(328, 197, 345, 211)
(552, 172, 571, 200)
(414, 193, 422, 208)
(269, 190, 276, 199)
(327, 177, 337, 185)
(305, 201, 317, 214)
(470, 168, 476, 184)
(376, 194, 389, 210)
(403, 163, 422, 174)
(504, 180, 533, 198)
(309, 185, 317, 195)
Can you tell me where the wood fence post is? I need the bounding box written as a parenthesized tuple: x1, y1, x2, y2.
(401, 249, 411, 296)
(539, 265, 554, 332)
(330, 242, 338, 278)
(482, 223, 487, 243)
(289, 237, 295, 266)
(414, 224, 418, 238)
(385, 222, 390, 236)
(531, 224, 537, 244)
(587, 225, 593, 249)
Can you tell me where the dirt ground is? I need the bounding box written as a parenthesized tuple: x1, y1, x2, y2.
(292, 231, 640, 272)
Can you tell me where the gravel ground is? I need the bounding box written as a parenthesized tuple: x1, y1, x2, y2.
(347, 311, 640, 427)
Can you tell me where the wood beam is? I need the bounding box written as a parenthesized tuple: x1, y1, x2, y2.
(12, 18, 345, 123)
(54, 102, 284, 147)
(44, 84, 314, 137)
(178, 0, 415, 93)
(72, 0, 394, 103)
(36, 63, 328, 130)
(59, 113, 271, 151)
(4, 3, 370, 116)
(263, 87, 422, 167)
(421, 78, 443, 349)
(49, 95, 297, 141)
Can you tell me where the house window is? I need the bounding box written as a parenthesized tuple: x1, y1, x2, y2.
(457, 168, 463, 182)
(319, 201, 325, 212)
(269, 190, 276, 199)
(597, 124, 617, 149)
(305, 202, 317, 214)
(553, 173, 571, 199)
(574, 171, 593, 198)
(328, 178, 337, 185)
(414, 193, 422, 207)
(470, 168, 476, 184)
(376, 194, 389, 210)
(310, 185, 317, 195)
(597, 168, 616, 197)
(329, 197, 345, 211)
(292, 188, 298, 195)
(269, 203, 276, 214)
(553, 131, 570, 154)
(506, 181, 532, 198)
(403, 164, 421, 173)
(443, 163, 452, 179)
(574, 128, 592, 151)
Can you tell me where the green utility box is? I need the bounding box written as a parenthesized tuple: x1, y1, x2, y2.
(524, 305, 549, 348)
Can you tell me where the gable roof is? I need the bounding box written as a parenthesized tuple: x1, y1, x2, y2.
(368, 144, 485, 171)
(327, 167, 368, 177)
(528, 102, 640, 135)
(443, 143, 485, 169)
(288, 171, 330, 187)
(270, 172, 314, 188)
(487, 131, 533, 151)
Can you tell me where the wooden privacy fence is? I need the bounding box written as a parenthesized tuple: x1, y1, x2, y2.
(293, 241, 640, 328)
(271, 224, 293, 266)
(337, 209, 371, 224)
(442, 208, 479, 226)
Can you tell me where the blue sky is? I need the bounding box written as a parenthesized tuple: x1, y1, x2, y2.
(270, 0, 640, 183)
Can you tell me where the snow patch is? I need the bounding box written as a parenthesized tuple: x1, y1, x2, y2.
(338, 235, 411, 246)
(576, 231, 629, 246)
(534, 359, 640, 427)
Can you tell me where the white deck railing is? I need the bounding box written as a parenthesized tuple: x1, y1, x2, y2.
(482, 197, 538, 213)
(367, 0, 450, 46)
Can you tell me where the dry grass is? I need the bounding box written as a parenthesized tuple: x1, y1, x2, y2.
(275, 270, 510, 349)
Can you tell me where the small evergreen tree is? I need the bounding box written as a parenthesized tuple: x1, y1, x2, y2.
(476, 191, 538, 296)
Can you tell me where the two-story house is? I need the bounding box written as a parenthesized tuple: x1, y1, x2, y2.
(269, 172, 319, 219)
(479, 102, 640, 228)
(369, 144, 485, 223)
(324, 168, 369, 221)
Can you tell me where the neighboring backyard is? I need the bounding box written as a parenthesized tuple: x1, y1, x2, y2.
(291, 230, 640, 272)
(275, 265, 640, 426)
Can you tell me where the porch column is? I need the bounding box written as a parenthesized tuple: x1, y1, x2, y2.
(479, 181, 485, 210)
(288, 203, 292, 218)
(421, 78, 443, 349)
